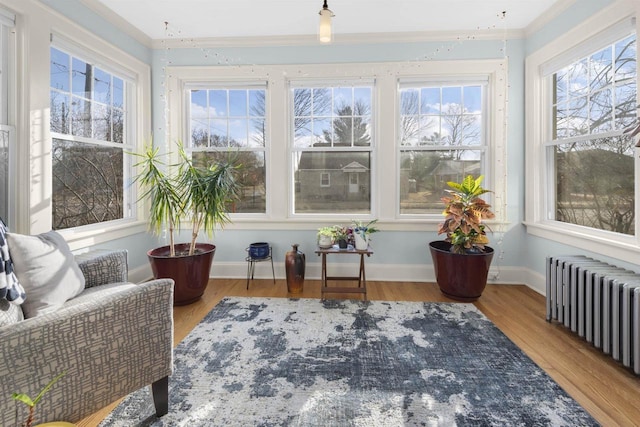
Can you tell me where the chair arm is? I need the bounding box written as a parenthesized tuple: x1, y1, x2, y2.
(0, 278, 174, 425)
(75, 249, 128, 288)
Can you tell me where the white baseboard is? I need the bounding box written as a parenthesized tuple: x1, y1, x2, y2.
(135, 260, 547, 296)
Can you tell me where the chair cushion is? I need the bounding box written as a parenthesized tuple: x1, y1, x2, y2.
(0, 298, 24, 327)
(7, 231, 85, 318)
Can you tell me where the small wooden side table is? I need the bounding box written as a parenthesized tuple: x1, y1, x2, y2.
(315, 245, 373, 300)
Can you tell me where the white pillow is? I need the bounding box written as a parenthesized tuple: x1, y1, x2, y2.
(7, 230, 85, 318)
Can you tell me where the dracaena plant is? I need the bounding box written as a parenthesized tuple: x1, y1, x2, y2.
(133, 143, 241, 257)
(437, 175, 494, 254)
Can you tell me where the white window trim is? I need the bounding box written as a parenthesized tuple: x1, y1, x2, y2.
(166, 59, 507, 232)
(320, 172, 330, 187)
(524, 1, 640, 264)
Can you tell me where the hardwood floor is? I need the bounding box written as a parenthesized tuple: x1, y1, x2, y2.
(78, 279, 640, 426)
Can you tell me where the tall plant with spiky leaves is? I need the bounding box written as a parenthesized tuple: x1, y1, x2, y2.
(133, 143, 241, 257)
(438, 175, 494, 254)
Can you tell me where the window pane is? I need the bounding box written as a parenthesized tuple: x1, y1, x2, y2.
(312, 88, 331, 115)
(50, 48, 70, 91)
(555, 137, 635, 235)
(71, 97, 91, 137)
(249, 89, 265, 117)
(0, 129, 8, 223)
(191, 90, 208, 117)
(294, 151, 370, 214)
(191, 118, 209, 147)
(399, 150, 482, 214)
(421, 87, 441, 113)
(113, 77, 124, 109)
(51, 91, 70, 133)
(113, 108, 124, 144)
(192, 151, 266, 213)
(615, 35, 636, 81)
(72, 57, 91, 98)
(92, 103, 111, 140)
(210, 90, 227, 116)
(250, 118, 265, 147)
(52, 139, 123, 229)
(229, 90, 247, 116)
(334, 87, 352, 115)
(589, 46, 612, 92)
(94, 68, 111, 104)
(229, 118, 249, 147)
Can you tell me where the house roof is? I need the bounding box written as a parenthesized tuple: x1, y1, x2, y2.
(298, 152, 370, 171)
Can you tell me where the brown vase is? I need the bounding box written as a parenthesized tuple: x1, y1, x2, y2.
(285, 244, 305, 293)
(148, 243, 216, 305)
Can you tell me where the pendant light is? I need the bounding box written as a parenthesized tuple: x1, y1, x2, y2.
(318, 0, 334, 43)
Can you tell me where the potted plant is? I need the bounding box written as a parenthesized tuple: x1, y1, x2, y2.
(332, 225, 350, 249)
(429, 175, 495, 301)
(317, 226, 335, 248)
(134, 144, 241, 305)
(351, 219, 379, 250)
(12, 372, 74, 427)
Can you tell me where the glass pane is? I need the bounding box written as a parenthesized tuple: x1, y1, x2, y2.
(191, 90, 208, 117)
(72, 58, 91, 99)
(249, 89, 265, 117)
(0, 130, 8, 223)
(463, 86, 482, 112)
(400, 89, 419, 115)
(92, 103, 111, 141)
(210, 119, 227, 146)
(420, 116, 441, 145)
(313, 118, 331, 146)
(442, 86, 461, 106)
(568, 59, 588, 97)
(52, 139, 123, 229)
(334, 87, 353, 115)
(229, 90, 247, 116)
(566, 96, 588, 137)
(192, 151, 266, 214)
(333, 117, 353, 146)
(615, 35, 636, 81)
(294, 117, 312, 147)
(400, 115, 420, 146)
(113, 77, 124, 109)
(354, 87, 371, 112)
(555, 137, 635, 235)
(250, 118, 265, 147)
(399, 150, 482, 215)
(93, 68, 111, 104)
(615, 80, 636, 128)
(191, 118, 209, 147)
(71, 97, 91, 137)
(209, 90, 227, 116)
(589, 88, 612, 133)
(462, 114, 482, 145)
(50, 91, 71, 134)
(293, 151, 370, 214)
(312, 88, 331, 116)
(421, 87, 440, 113)
(294, 88, 312, 117)
(50, 48, 70, 91)
(554, 70, 567, 104)
(113, 108, 124, 144)
(589, 46, 612, 92)
(229, 118, 249, 147)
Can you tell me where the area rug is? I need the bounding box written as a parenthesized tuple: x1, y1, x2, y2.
(100, 297, 598, 426)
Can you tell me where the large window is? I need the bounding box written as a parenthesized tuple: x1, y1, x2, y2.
(187, 85, 267, 214)
(547, 32, 636, 235)
(49, 45, 134, 230)
(291, 83, 373, 214)
(0, 9, 14, 226)
(398, 83, 486, 215)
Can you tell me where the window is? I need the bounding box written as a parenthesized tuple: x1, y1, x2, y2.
(291, 83, 373, 214)
(398, 83, 486, 215)
(0, 9, 14, 226)
(547, 32, 636, 235)
(187, 85, 267, 214)
(49, 45, 134, 230)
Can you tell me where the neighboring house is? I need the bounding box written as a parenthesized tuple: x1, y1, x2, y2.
(430, 160, 481, 186)
(296, 152, 370, 202)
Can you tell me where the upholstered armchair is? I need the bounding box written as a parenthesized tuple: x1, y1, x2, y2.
(0, 249, 174, 426)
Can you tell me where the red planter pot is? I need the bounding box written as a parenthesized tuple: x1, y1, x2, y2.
(429, 240, 494, 302)
(148, 243, 216, 306)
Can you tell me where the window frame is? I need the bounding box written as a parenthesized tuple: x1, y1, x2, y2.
(525, 5, 640, 264)
(289, 79, 375, 217)
(0, 8, 15, 228)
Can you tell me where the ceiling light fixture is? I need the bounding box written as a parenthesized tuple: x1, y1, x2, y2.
(318, 0, 334, 43)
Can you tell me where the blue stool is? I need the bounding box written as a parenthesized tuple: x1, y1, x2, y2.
(246, 243, 275, 289)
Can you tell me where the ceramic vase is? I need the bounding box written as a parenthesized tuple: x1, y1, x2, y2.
(318, 234, 332, 248)
(354, 233, 368, 250)
(285, 244, 305, 293)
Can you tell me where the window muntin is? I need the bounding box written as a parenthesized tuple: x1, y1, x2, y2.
(291, 84, 373, 214)
(398, 84, 486, 215)
(50, 46, 133, 230)
(548, 34, 636, 235)
(188, 86, 267, 214)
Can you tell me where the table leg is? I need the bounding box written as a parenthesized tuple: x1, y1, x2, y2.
(360, 254, 367, 300)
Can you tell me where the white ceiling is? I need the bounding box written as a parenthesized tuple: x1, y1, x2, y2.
(91, 0, 568, 41)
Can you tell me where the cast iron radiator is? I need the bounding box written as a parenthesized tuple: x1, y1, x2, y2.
(546, 255, 640, 375)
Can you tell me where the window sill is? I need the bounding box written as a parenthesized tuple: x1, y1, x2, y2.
(59, 220, 150, 251)
(524, 221, 640, 266)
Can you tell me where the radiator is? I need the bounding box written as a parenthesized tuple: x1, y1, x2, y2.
(546, 255, 640, 375)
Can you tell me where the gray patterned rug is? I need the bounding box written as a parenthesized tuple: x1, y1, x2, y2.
(100, 297, 597, 426)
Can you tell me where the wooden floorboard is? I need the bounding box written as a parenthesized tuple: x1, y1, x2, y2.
(78, 280, 640, 426)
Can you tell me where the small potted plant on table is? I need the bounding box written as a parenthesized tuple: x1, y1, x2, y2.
(351, 219, 379, 250)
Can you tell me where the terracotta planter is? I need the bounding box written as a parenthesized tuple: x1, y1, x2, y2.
(429, 241, 494, 302)
(148, 243, 216, 305)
